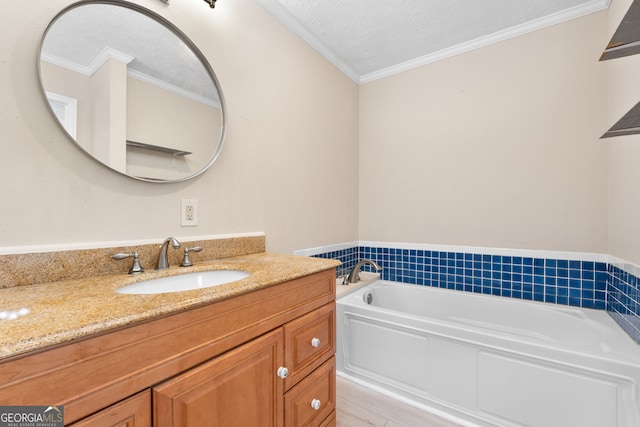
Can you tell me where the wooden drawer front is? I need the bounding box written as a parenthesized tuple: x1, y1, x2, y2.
(284, 302, 335, 389)
(284, 356, 335, 427)
(318, 411, 336, 427)
(69, 390, 151, 427)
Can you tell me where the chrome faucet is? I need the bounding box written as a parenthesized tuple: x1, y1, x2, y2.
(180, 246, 203, 267)
(111, 251, 144, 274)
(156, 237, 181, 270)
(346, 259, 382, 284)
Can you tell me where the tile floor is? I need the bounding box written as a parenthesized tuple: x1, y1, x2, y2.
(336, 376, 463, 427)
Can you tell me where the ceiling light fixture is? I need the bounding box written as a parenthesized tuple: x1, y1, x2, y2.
(203, 0, 217, 8)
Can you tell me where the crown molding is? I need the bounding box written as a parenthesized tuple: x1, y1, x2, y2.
(41, 47, 133, 76)
(253, 0, 361, 83)
(126, 70, 221, 108)
(41, 50, 220, 108)
(255, 0, 610, 85)
(359, 0, 611, 83)
(87, 47, 134, 75)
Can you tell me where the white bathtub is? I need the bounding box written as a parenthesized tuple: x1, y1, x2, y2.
(336, 280, 640, 427)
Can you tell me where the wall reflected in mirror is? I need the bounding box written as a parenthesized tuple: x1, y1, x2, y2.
(38, 1, 226, 182)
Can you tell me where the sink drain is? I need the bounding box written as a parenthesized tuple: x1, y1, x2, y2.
(363, 291, 373, 305)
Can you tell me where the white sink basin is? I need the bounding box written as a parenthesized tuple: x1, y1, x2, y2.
(116, 270, 250, 295)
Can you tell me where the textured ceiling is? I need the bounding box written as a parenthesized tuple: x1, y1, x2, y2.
(40, 3, 219, 103)
(40, 1, 611, 92)
(255, 0, 611, 83)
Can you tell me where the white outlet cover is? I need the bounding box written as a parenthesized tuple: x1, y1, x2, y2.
(181, 199, 198, 226)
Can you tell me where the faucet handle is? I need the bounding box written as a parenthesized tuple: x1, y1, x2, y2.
(111, 251, 144, 274)
(180, 246, 203, 267)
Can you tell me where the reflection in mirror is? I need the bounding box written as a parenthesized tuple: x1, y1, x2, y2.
(38, 1, 226, 183)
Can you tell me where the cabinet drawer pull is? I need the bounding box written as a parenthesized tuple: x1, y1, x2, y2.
(310, 399, 321, 410)
(276, 366, 289, 379)
(310, 338, 321, 348)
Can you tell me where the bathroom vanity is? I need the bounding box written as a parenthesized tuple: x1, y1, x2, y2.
(0, 253, 338, 426)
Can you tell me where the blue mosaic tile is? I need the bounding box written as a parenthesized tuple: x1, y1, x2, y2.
(314, 244, 640, 344)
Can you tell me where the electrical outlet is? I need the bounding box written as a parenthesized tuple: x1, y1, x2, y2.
(181, 199, 198, 226)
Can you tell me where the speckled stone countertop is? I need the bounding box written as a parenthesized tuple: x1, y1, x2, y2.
(0, 252, 340, 361)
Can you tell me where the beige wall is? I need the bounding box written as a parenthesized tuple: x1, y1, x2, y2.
(0, 0, 359, 254)
(90, 58, 128, 173)
(606, 0, 640, 264)
(4, 0, 636, 262)
(39, 61, 92, 148)
(359, 10, 609, 254)
(126, 77, 222, 180)
(40, 61, 224, 180)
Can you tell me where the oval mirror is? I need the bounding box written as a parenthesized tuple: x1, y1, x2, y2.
(38, 0, 226, 183)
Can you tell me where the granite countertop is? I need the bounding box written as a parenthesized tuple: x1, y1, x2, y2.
(0, 252, 340, 360)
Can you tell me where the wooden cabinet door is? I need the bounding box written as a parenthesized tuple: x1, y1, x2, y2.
(154, 329, 284, 427)
(69, 390, 151, 427)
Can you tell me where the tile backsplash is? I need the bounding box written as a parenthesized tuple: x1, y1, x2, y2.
(297, 241, 640, 344)
(608, 262, 640, 344)
(309, 244, 360, 278)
